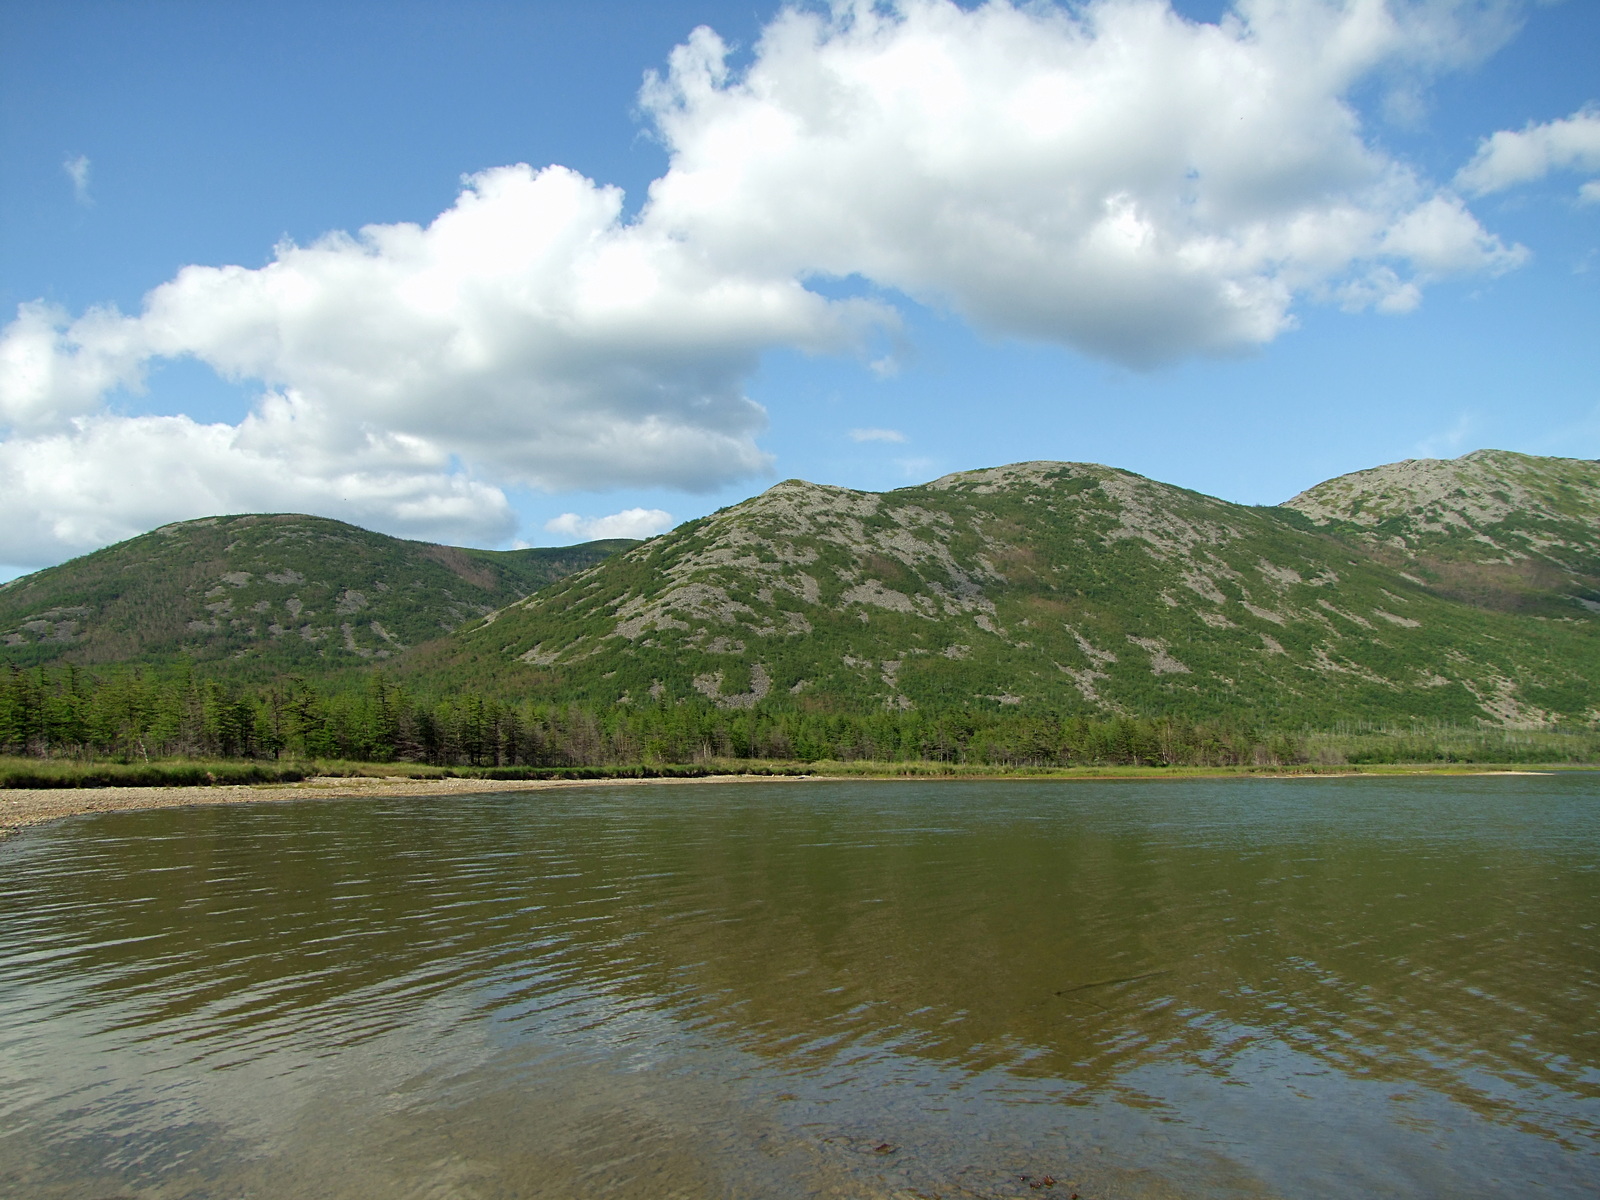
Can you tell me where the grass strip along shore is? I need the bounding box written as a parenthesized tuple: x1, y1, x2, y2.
(2, 754, 1586, 792)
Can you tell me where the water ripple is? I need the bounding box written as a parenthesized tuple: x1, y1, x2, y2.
(1, 776, 1597, 1198)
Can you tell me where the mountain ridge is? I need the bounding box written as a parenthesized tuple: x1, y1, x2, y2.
(414, 451, 1600, 726)
(0, 513, 636, 676)
(6, 450, 1596, 730)
(1281, 449, 1600, 616)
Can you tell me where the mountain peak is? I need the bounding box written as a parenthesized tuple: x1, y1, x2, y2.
(922, 460, 1108, 492)
(0, 517, 636, 673)
(1282, 449, 1600, 527)
(1280, 451, 1600, 615)
(426, 451, 1600, 726)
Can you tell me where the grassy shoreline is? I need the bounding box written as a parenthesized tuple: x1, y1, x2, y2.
(3, 754, 1594, 790)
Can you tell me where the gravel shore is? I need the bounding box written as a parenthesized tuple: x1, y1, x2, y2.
(0, 773, 800, 840)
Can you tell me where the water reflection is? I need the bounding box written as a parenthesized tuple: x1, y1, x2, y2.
(1, 776, 1597, 1198)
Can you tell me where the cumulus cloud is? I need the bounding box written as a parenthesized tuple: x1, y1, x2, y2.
(849, 427, 907, 443)
(2, 0, 1533, 565)
(544, 507, 675, 541)
(0, 164, 882, 561)
(63, 154, 91, 205)
(1455, 106, 1600, 198)
(4, 164, 877, 472)
(0, 402, 517, 566)
(642, 0, 1525, 364)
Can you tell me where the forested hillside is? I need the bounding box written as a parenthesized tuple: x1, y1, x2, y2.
(420, 456, 1600, 727)
(4, 452, 1597, 736)
(0, 515, 634, 677)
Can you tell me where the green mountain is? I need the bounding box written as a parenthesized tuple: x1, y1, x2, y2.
(422, 456, 1600, 726)
(1282, 449, 1600, 617)
(0, 514, 634, 676)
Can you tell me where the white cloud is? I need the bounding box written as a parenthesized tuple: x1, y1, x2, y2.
(0, 401, 516, 566)
(63, 154, 91, 205)
(2, 0, 1532, 566)
(642, 0, 1524, 365)
(4, 164, 877, 480)
(849, 427, 907, 443)
(544, 507, 675, 541)
(0, 164, 885, 562)
(1456, 106, 1600, 198)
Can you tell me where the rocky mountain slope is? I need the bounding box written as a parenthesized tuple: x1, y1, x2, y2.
(0, 515, 634, 676)
(1282, 449, 1600, 617)
(425, 456, 1600, 727)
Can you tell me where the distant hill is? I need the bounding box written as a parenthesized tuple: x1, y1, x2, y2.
(417, 456, 1600, 727)
(1282, 449, 1600, 617)
(0, 514, 635, 676)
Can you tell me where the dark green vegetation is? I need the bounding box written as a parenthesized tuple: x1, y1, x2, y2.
(5, 666, 1597, 778)
(0, 664, 1310, 768)
(427, 453, 1600, 727)
(0, 756, 762, 790)
(0, 514, 633, 676)
(0, 758, 313, 789)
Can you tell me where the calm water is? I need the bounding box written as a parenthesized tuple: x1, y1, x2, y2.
(1, 776, 1597, 1199)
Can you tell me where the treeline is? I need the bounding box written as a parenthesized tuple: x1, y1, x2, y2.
(1, 665, 1306, 767)
(3, 665, 1595, 769)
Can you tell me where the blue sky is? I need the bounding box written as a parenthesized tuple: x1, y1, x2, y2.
(1, 0, 1596, 578)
